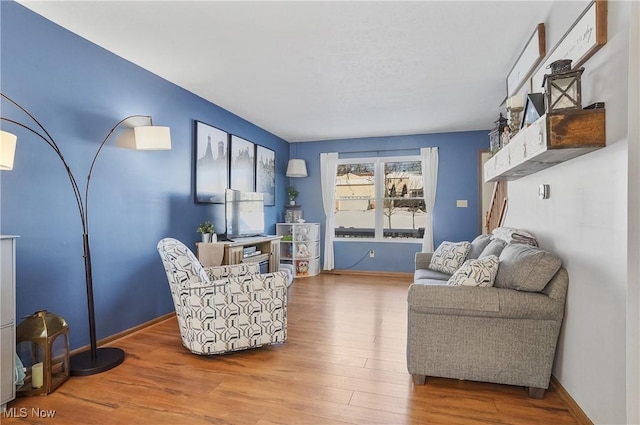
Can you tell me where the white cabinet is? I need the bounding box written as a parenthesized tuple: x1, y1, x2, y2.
(276, 223, 320, 278)
(1, 236, 17, 411)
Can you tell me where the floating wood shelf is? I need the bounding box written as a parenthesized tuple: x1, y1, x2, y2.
(484, 108, 606, 182)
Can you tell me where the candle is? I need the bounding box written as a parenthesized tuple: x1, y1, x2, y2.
(32, 362, 43, 389)
(506, 97, 512, 109)
(510, 95, 523, 109)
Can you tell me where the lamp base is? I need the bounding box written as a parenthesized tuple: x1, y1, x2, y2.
(69, 347, 125, 376)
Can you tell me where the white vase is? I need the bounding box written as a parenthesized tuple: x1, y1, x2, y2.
(289, 200, 296, 205)
(202, 233, 212, 243)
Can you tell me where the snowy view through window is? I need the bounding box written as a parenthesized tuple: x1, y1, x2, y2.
(335, 159, 426, 239)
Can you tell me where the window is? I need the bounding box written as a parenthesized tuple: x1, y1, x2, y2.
(334, 156, 426, 240)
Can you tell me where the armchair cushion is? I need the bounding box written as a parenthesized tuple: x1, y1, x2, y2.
(495, 244, 562, 292)
(447, 255, 499, 287)
(428, 241, 471, 274)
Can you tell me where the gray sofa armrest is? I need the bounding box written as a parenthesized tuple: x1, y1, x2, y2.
(415, 252, 433, 270)
(408, 284, 564, 321)
(541, 267, 569, 303)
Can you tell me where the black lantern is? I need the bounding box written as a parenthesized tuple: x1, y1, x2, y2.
(543, 60, 584, 113)
(16, 310, 70, 396)
(488, 113, 509, 154)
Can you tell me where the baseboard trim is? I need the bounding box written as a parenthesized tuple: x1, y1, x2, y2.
(550, 375, 593, 425)
(322, 269, 414, 279)
(69, 312, 176, 356)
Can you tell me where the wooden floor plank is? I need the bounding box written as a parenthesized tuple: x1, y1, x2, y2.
(2, 273, 580, 424)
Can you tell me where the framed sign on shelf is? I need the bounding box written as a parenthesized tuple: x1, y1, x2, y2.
(194, 121, 229, 204)
(506, 23, 546, 97)
(230, 135, 256, 192)
(531, 0, 608, 89)
(255, 145, 276, 206)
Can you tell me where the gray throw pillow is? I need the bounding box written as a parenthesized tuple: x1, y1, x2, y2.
(494, 244, 562, 292)
(478, 239, 506, 258)
(467, 234, 492, 260)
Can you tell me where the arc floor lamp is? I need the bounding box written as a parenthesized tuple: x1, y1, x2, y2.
(0, 93, 171, 376)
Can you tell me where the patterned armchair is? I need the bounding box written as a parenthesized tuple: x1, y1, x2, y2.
(157, 238, 288, 355)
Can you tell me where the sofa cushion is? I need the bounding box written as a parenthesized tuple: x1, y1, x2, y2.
(412, 277, 449, 286)
(478, 238, 507, 258)
(447, 255, 499, 287)
(495, 244, 562, 292)
(415, 268, 451, 281)
(466, 234, 492, 260)
(428, 241, 471, 275)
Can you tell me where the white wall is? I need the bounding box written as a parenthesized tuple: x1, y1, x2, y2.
(626, 2, 640, 424)
(503, 1, 632, 424)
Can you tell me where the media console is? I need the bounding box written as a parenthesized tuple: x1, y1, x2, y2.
(197, 235, 281, 273)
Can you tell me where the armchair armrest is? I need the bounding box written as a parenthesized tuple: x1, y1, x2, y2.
(415, 252, 433, 271)
(185, 271, 289, 294)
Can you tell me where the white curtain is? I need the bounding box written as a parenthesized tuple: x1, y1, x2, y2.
(421, 147, 439, 252)
(320, 152, 338, 270)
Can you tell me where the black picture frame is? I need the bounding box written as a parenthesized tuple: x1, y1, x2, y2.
(195, 121, 229, 204)
(521, 93, 545, 129)
(255, 145, 276, 206)
(230, 135, 256, 192)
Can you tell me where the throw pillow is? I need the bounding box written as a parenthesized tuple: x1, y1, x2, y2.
(428, 241, 472, 275)
(447, 255, 500, 287)
(478, 238, 507, 258)
(494, 244, 562, 292)
(467, 234, 492, 259)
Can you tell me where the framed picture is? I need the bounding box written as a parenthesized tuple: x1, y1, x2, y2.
(506, 23, 546, 97)
(195, 121, 229, 203)
(531, 0, 608, 89)
(521, 93, 545, 129)
(230, 135, 255, 192)
(256, 145, 276, 206)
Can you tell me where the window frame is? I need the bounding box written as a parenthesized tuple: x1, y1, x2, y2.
(335, 154, 424, 243)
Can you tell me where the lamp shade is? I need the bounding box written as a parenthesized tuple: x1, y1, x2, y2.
(0, 130, 17, 170)
(286, 159, 308, 177)
(117, 126, 172, 150)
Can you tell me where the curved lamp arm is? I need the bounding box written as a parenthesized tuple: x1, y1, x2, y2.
(0, 92, 171, 375)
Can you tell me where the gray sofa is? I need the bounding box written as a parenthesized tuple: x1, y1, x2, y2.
(407, 234, 568, 398)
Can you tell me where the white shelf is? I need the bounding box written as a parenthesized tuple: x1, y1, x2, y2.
(484, 110, 606, 182)
(276, 223, 320, 278)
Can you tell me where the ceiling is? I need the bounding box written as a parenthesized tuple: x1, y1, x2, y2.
(17, 1, 554, 143)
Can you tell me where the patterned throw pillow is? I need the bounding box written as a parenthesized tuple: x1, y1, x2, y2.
(447, 255, 500, 287)
(428, 241, 472, 274)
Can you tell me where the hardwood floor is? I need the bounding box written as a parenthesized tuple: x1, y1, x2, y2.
(3, 273, 580, 425)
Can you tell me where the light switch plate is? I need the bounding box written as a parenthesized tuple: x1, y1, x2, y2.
(456, 200, 468, 208)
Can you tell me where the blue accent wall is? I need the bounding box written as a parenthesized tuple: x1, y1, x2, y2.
(1, 2, 490, 350)
(291, 132, 489, 272)
(0, 2, 289, 350)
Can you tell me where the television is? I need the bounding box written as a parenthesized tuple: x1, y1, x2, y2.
(225, 189, 265, 239)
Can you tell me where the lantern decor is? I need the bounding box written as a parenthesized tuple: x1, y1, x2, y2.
(16, 310, 70, 397)
(488, 113, 509, 155)
(543, 59, 584, 113)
